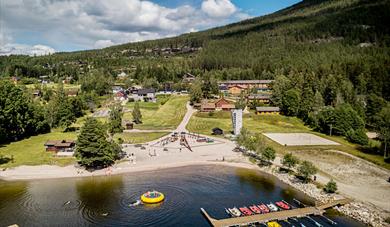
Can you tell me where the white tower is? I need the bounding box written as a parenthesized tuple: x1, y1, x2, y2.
(231, 109, 243, 136)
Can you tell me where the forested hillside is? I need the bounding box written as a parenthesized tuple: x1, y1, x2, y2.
(1, 0, 389, 98)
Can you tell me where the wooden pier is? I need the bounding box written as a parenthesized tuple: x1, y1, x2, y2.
(201, 199, 351, 227)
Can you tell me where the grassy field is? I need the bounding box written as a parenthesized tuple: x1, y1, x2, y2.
(114, 132, 169, 144)
(123, 95, 188, 130)
(187, 111, 390, 170)
(187, 111, 310, 135)
(0, 131, 77, 168)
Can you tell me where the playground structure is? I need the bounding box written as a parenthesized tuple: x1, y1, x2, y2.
(150, 132, 219, 152)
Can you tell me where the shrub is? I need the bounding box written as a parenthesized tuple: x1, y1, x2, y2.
(260, 146, 276, 163)
(282, 153, 300, 170)
(297, 161, 317, 183)
(324, 179, 338, 193)
(208, 111, 214, 117)
(346, 129, 369, 145)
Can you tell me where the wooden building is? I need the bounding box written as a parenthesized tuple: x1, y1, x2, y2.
(44, 140, 75, 152)
(212, 127, 224, 135)
(256, 106, 280, 115)
(219, 80, 274, 92)
(228, 85, 245, 96)
(201, 103, 216, 112)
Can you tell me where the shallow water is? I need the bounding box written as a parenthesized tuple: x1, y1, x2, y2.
(0, 165, 365, 226)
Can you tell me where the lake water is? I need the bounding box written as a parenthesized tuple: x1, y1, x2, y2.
(0, 165, 365, 227)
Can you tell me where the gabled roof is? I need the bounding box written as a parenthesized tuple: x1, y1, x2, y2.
(221, 104, 235, 109)
(137, 88, 155, 95)
(256, 107, 280, 112)
(201, 103, 216, 109)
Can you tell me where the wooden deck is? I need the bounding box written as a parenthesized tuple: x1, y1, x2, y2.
(201, 199, 351, 227)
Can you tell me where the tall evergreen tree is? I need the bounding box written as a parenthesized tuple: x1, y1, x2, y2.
(75, 118, 120, 168)
(132, 102, 142, 124)
(109, 103, 123, 135)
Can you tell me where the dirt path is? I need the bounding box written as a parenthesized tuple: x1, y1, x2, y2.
(288, 149, 390, 212)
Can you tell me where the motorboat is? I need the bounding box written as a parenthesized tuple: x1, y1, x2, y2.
(275, 201, 290, 210)
(257, 204, 270, 213)
(266, 203, 279, 212)
(227, 207, 242, 217)
(239, 207, 253, 216)
(249, 205, 261, 214)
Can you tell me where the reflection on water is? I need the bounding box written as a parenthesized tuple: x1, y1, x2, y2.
(0, 165, 365, 227)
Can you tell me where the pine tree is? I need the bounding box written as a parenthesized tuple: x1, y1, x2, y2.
(132, 102, 142, 124)
(75, 118, 120, 168)
(109, 103, 123, 135)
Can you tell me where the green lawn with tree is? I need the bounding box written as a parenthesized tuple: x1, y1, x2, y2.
(0, 131, 77, 168)
(187, 111, 390, 170)
(124, 95, 188, 130)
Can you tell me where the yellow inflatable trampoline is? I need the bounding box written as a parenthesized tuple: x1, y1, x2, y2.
(140, 191, 165, 204)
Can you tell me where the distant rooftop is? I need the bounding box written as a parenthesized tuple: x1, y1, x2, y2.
(219, 80, 274, 84)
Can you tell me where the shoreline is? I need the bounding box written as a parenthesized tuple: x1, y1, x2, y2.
(0, 160, 257, 182)
(1, 159, 389, 226)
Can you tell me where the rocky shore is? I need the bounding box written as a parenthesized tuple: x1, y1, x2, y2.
(256, 164, 389, 227)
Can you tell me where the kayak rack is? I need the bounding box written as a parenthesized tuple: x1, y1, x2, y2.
(200, 198, 351, 227)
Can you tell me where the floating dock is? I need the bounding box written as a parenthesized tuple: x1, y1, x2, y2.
(201, 199, 351, 227)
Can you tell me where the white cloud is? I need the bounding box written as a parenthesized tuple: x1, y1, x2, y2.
(1, 0, 248, 52)
(94, 40, 115, 49)
(0, 43, 55, 56)
(201, 0, 237, 18)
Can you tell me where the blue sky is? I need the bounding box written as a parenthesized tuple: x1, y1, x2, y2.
(0, 0, 301, 55)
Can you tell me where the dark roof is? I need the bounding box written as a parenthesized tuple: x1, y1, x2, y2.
(137, 88, 155, 95)
(45, 140, 75, 147)
(256, 107, 280, 112)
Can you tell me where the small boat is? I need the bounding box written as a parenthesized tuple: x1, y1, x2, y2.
(300, 224, 306, 227)
(267, 203, 279, 212)
(258, 204, 270, 213)
(227, 207, 242, 217)
(239, 207, 253, 216)
(275, 201, 290, 210)
(267, 221, 282, 227)
(249, 205, 261, 214)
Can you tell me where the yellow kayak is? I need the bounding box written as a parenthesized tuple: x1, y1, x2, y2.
(267, 221, 282, 227)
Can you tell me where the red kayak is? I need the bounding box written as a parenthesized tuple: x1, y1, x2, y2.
(257, 204, 270, 213)
(249, 205, 261, 214)
(239, 207, 253, 216)
(275, 201, 290, 210)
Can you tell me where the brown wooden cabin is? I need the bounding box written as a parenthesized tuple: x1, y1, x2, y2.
(44, 140, 75, 152)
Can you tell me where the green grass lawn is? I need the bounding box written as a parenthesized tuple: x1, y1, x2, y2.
(0, 131, 77, 168)
(114, 132, 169, 144)
(187, 111, 310, 135)
(187, 111, 390, 170)
(124, 95, 188, 130)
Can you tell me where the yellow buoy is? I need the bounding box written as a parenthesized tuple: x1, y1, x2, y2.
(267, 221, 282, 227)
(140, 190, 165, 204)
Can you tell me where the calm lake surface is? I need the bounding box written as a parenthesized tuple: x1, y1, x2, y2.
(0, 165, 365, 227)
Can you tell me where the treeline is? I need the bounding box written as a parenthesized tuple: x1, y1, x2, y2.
(0, 81, 103, 144)
(271, 70, 390, 159)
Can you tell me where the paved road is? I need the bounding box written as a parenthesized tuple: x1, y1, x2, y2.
(175, 102, 196, 132)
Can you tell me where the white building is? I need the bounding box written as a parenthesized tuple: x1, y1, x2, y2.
(231, 109, 243, 136)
